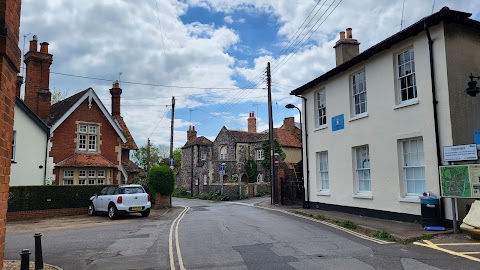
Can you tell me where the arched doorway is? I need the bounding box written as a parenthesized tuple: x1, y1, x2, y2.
(241, 174, 248, 184)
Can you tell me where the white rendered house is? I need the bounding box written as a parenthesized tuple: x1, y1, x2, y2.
(291, 8, 480, 223)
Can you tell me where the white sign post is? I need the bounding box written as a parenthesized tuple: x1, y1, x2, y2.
(220, 163, 225, 195)
(443, 144, 478, 162)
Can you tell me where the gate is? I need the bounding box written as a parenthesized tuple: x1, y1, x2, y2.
(281, 179, 304, 205)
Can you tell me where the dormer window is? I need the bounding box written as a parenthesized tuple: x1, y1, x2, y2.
(78, 123, 98, 152)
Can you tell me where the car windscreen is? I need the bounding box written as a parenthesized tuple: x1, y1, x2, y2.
(119, 187, 145, 194)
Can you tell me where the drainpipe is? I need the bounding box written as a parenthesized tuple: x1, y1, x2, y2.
(43, 133, 50, 185)
(296, 95, 310, 208)
(425, 22, 445, 224)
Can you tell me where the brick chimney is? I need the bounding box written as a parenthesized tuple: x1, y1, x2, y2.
(187, 125, 197, 142)
(333, 28, 360, 66)
(283, 117, 295, 132)
(24, 35, 53, 120)
(247, 111, 256, 133)
(110, 80, 122, 116)
(16, 74, 23, 98)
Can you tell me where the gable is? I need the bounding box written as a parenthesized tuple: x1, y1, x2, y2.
(49, 88, 126, 143)
(15, 97, 49, 136)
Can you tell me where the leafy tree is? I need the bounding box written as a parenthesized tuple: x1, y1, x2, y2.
(261, 139, 285, 169)
(132, 143, 169, 170)
(245, 158, 258, 183)
(148, 165, 175, 195)
(159, 147, 182, 172)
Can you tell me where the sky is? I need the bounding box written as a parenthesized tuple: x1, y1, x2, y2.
(19, 0, 480, 151)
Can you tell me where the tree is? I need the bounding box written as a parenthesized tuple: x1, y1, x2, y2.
(51, 88, 68, 104)
(159, 147, 182, 172)
(131, 143, 168, 170)
(261, 139, 285, 169)
(245, 158, 258, 183)
(148, 165, 175, 196)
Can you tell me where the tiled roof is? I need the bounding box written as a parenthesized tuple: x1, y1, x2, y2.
(113, 115, 138, 150)
(45, 89, 90, 125)
(183, 136, 212, 148)
(274, 128, 301, 148)
(122, 160, 143, 173)
(228, 129, 268, 143)
(56, 153, 117, 168)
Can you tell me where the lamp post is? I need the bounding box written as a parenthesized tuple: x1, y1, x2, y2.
(465, 73, 480, 96)
(285, 104, 307, 208)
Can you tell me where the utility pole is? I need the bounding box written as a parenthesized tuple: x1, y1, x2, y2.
(267, 62, 276, 204)
(170, 96, 175, 159)
(146, 138, 151, 173)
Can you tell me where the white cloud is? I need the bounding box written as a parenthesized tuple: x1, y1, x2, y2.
(224, 16, 234, 24)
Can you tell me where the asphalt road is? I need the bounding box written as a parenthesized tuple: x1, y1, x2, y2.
(5, 197, 480, 269)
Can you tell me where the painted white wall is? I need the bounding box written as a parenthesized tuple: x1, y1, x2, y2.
(302, 24, 451, 216)
(10, 105, 49, 186)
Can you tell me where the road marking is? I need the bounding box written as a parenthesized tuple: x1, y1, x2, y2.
(169, 206, 190, 270)
(236, 203, 393, 244)
(413, 240, 480, 263)
(436, 243, 480, 246)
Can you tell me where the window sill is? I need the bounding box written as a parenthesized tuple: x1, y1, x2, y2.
(393, 99, 419, 110)
(348, 113, 369, 122)
(316, 191, 330, 196)
(399, 197, 420, 203)
(314, 125, 328, 132)
(353, 194, 373, 199)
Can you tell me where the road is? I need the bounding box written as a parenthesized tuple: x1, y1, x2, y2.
(5, 197, 479, 269)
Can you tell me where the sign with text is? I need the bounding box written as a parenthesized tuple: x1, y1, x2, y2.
(331, 114, 344, 132)
(440, 164, 480, 198)
(443, 144, 478, 162)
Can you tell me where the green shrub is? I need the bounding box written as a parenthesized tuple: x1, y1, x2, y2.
(314, 214, 326, 220)
(341, 220, 358, 230)
(8, 185, 105, 211)
(197, 191, 229, 201)
(172, 187, 189, 198)
(148, 165, 175, 195)
(373, 230, 395, 241)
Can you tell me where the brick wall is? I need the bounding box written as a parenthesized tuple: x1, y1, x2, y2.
(50, 100, 121, 183)
(0, 0, 22, 263)
(7, 208, 87, 222)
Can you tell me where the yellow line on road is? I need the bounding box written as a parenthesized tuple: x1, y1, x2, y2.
(413, 240, 480, 263)
(436, 243, 480, 246)
(176, 207, 189, 270)
(460, 252, 480, 255)
(169, 206, 189, 270)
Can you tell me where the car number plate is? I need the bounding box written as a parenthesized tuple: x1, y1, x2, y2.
(131, 207, 142, 211)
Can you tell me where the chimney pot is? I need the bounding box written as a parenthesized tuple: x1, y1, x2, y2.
(339, 31, 345, 40)
(29, 35, 38, 52)
(346, 28, 352, 38)
(40, 42, 49, 53)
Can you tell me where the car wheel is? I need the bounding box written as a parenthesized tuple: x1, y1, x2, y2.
(88, 203, 96, 216)
(108, 204, 118, 220)
(141, 208, 150, 217)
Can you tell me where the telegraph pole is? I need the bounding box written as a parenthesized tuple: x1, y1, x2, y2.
(170, 96, 175, 159)
(267, 62, 276, 204)
(146, 138, 151, 173)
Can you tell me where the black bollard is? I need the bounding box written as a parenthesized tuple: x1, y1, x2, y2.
(20, 249, 30, 270)
(34, 232, 44, 270)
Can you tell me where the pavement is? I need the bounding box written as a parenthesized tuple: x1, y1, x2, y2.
(254, 200, 455, 243)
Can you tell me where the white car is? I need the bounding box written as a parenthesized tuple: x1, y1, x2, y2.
(88, 184, 152, 219)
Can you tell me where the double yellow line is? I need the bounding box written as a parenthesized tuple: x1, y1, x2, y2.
(414, 240, 480, 263)
(169, 206, 190, 270)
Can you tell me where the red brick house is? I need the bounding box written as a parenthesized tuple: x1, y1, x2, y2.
(23, 36, 140, 185)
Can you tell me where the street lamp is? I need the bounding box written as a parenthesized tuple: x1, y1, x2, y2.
(466, 73, 480, 97)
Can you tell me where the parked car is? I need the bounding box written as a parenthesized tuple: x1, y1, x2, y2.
(88, 184, 151, 219)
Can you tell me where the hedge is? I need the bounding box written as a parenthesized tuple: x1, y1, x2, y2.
(8, 185, 106, 212)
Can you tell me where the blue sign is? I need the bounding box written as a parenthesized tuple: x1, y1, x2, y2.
(220, 163, 225, 173)
(169, 157, 175, 166)
(474, 130, 480, 145)
(332, 114, 344, 132)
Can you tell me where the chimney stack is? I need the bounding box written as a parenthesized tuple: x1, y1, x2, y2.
(24, 35, 53, 120)
(110, 80, 122, 116)
(247, 111, 256, 133)
(333, 28, 360, 66)
(187, 125, 197, 142)
(283, 117, 295, 132)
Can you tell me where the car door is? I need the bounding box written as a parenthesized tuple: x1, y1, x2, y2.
(103, 186, 117, 210)
(94, 187, 108, 212)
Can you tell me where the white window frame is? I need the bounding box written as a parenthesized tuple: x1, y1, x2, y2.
(256, 149, 265, 161)
(11, 131, 16, 161)
(396, 48, 417, 103)
(78, 123, 98, 152)
(63, 170, 74, 185)
(78, 179, 86, 185)
(401, 137, 425, 196)
(315, 88, 327, 128)
(351, 70, 367, 116)
(317, 151, 329, 191)
(220, 146, 227, 160)
(354, 145, 371, 193)
(201, 152, 207, 161)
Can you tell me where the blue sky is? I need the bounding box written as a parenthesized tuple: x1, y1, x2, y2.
(18, 0, 480, 152)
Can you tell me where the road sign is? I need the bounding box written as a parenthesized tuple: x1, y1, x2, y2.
(274, 157, 279, 166)
(220, 163, 225, 173)
(169, 157, 175, 166)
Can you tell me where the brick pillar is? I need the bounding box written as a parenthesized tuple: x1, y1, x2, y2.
(0, 0, 22, 264)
